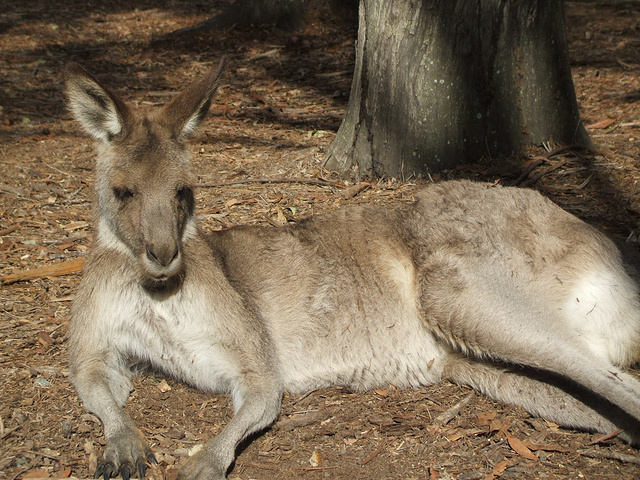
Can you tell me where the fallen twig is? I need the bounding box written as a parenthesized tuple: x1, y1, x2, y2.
(359, 443, 386, 466)
(0, 184, 24, 196)
(0, 223, 23, 236)
(483, 459, 512, 480)
(342, 181, 373, 199)
(510, 159, 545, 186)
(277, 410, 329, 431)
(44, 234, 91, 245)
(620, 151, 640, 161)
(25, 449, 64, 461)
(577, 448, 640, 465)
(198, 177, 346, 189)
(434, 391, 475, 426)
(1, 425, 19, 440)
(523, 159, 568, 186)
(511, 144, 588, 186)
(235, 461, 278, 470)
(15, 477, 87, 480)
(545, 144, 589, 159)
(294, 466, 340, 471)
(261, 213, 285, 228)
(588, 429, 624, 445)
(291, 389, 317, 405)
(1, 257, 85, 285)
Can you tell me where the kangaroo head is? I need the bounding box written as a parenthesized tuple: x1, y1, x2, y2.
(65, 61, 224, 285)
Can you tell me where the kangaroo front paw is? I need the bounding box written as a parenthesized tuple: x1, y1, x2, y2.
(96, 427, 157, 479)
(177, 449, 228, 480)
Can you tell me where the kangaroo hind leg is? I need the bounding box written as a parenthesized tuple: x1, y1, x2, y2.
(562, 264, 640, 367)
(422, 270, 640, 430)
(443, 355, 640, 445)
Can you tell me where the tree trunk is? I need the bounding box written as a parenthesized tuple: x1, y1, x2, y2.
(325, 0, 592, 179)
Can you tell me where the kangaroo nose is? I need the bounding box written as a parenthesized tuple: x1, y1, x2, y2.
(146, 244, 179, 267)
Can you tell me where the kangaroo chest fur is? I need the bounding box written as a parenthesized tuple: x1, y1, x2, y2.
(109, 281, 242, 395)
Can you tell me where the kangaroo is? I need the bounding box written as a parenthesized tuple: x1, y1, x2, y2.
(66, 60, 640, 480)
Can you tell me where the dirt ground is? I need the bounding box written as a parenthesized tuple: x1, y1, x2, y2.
(1, 1, 640, 479)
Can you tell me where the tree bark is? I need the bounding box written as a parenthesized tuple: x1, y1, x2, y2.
(325, 0, 592, 179)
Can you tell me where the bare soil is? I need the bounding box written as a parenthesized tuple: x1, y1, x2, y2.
(1, 1, 640, 479)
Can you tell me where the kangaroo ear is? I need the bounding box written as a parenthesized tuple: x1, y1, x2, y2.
(161, 58, 226, 139)
(64, 63, 130, 142)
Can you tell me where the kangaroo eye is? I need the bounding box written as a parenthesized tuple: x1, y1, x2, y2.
(113, 187, 134, 201)
(176, 186, 195, 214)
(176, 186, 193, 200)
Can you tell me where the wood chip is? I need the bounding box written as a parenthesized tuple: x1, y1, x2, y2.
(309, 450, 322, 467)
(483, 459, 510, 480)
(341, 182, 372, 199)
(434, 391, 474, 426)
(359, 443, 385, 465)
(0, 257, 85, 285)
(588, 429, 624, 445)
(277, 410, 329, 431)
(586, 118, 615, 129)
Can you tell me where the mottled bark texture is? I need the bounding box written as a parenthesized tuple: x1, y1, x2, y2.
(325, 0, 591, 179)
